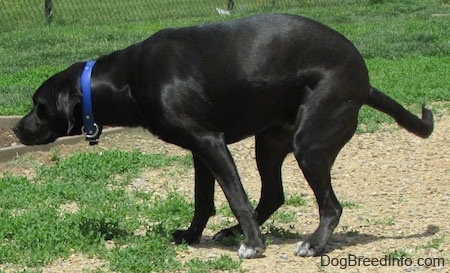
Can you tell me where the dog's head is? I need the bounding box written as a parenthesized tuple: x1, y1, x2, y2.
(13, 64, 84, 145)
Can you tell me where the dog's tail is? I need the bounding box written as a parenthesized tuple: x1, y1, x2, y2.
(365, 86, 433, 138)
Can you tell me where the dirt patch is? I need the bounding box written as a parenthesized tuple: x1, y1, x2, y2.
(41, 254, 106, 273)
(0, 128, 19, 148)
(0, 110, 449, 272)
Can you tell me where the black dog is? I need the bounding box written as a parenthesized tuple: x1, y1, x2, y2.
(14, 14, 433, 258)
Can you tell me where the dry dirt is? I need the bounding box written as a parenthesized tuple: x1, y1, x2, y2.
(0, 110, 449, 273)
(0, 128, 19, 148)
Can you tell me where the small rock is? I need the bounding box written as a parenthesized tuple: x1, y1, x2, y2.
(207, 253, 218, 259)
(132, 177, 146, 189)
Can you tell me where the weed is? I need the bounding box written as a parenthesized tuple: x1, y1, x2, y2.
(263, 223, 299, 239)
(272, 210, 297, 223)
(285, 193, 307, 206)
(385, 248, 411, 259)
(49, 147, 61, 162)
(79, 216, 130, 241)
(341, 200, 360, 209)
(185, 255, 242, 273)
(420, 236, 446, 250)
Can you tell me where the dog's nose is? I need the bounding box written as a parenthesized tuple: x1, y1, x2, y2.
(12, 124, 19, 136)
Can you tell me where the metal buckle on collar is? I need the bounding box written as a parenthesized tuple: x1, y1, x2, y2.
(81, 123, 102, 145)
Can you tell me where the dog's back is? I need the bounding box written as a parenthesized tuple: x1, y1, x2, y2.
(128, 14, 368, 142)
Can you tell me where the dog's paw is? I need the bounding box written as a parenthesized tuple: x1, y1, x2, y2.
(294, 241, 323, 257)
(237, 243, 265, 259)
(172, 229, 200, 245)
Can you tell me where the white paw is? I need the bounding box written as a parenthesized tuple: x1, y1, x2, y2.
(294, 241, 315, 257)
(238, 243, 265, 259)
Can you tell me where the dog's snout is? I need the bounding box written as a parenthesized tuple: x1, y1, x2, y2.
(11, 123, 24, 142)
(12, 123, 19, 135)
(12, 121, 27, 143)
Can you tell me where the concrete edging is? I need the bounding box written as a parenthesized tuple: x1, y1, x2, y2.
(0, 116, 22, 129)
(0, 116, 124, 163)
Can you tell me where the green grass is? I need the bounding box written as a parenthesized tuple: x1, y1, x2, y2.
(358, 56, 450, 132)
(0, 150, 240, 272)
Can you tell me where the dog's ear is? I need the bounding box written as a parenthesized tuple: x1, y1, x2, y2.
(56, 90, 81, 135)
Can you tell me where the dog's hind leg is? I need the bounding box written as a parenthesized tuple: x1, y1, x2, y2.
(213, 124, 293, 241)
(293, 96, 361, 257)
(173, 154, 216, 244)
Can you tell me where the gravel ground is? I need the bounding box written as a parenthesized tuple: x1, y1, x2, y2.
(0, 109, 448, 272)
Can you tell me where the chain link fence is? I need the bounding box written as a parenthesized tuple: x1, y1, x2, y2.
(1, 0, 300, 33)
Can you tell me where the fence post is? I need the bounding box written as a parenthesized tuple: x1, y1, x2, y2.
(45, 0, 53, 22)
(228, 0, 235, 11)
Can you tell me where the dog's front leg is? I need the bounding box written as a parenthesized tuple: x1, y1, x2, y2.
(173, 154, 216, 244)
(194, 133, 265, 259)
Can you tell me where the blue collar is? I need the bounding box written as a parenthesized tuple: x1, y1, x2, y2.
(80, 60, 101, 145)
